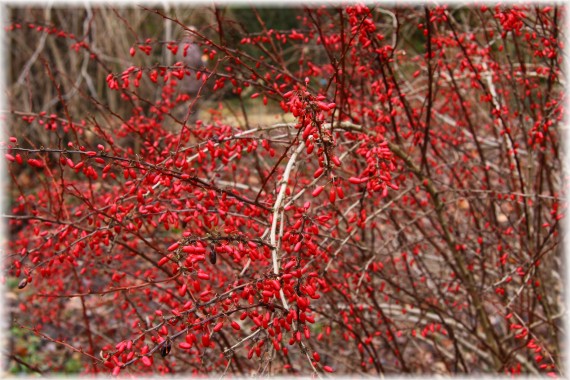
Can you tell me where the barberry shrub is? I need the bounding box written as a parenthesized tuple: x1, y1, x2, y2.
(4, 4, 565, 376)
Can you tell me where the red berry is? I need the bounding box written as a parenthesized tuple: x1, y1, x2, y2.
(312, 186, 324, 197)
